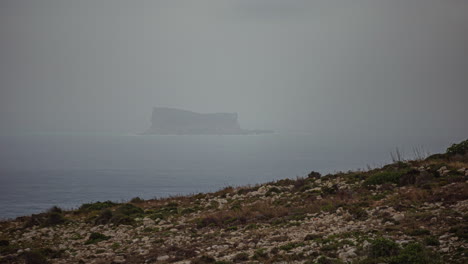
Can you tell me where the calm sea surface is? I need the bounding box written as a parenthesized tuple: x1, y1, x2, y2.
(0, 133, 450, 219)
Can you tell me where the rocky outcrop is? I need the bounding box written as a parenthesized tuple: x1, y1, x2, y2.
(144, 107, 272, 135)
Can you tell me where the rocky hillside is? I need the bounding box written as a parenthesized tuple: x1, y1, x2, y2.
(1, 140, 468, 264)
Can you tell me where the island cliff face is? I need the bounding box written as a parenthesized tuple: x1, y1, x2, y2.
(145, 107, 272, 135)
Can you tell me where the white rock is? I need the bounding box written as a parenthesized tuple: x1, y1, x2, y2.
(392, 213, 405, 222)
(113, 256, 126, 263)
(157, 255, 170, 261)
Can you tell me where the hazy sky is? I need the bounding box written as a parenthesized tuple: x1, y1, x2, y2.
(1, 0, 467, 142)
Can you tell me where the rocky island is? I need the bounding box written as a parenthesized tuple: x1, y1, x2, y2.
(0, 140, 467, 264)
(144, 107, 273, 135)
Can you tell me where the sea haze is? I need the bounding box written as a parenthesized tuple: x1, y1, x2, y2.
(0, 132, 453, 219)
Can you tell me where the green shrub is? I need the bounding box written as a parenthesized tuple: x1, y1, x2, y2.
(110, 213, 135, 225)
(304, 233, 322, 241)
(308, 171, 322, 179)
(232, 252, 249, 262)
(23, 250, 50, 264)
(424, 236, 440, 246)
(130, 197, 144, 203)
(252, 248, 268, 260)
(43, 212, 66, 227)
(406, 228, 431, 236)
(446, 139, 468, 156)
(79, 201, 116, 212)
(94, 209, 113, 225)
(115, 204, 144, 216)
(192, 255, 216, 264)
(364, 171, 405, 186)
(449, 224, 468, 240)
(368, 237, 400, 258)
(24, 207, 67, 227)
(84, 232, 111, 245)
(279, 242, 304, 251)
(265, 187, 282, 196)
(388, 242, 440, 264)
(348, 206, 369, 220)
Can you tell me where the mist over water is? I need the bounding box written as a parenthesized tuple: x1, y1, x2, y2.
(0, 132, 456, 219)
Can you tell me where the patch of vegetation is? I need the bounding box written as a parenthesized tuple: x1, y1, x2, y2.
(232, 252, 249, 262)
(22, 250, 50, 264)
(0, 241, 19, 255)
(79, 201, 116, 212)
(406, 228, 431, 236)
(424, 236, 440, 246)
(94, 209, 113, 225)
(368, 237, 400, 258)
(347, 206, 369, 220)
(449, 224, 468, 240)
(308, 171, 322, 179)
(265, 187, 282, 196)
(84, 232, 111, 245)
(192, 255, 216, 264)
(130, 197, 144, 203)
(364, 170, 407, 186)
(252, 248, 268, 260)
(388, 242, 441, 264)
(24, 206, 67, 228)
(279, 242, 305, 251)
(304, 233, 322, 241)
(115, 203, 144, 215)
(446, 139, 468, 156)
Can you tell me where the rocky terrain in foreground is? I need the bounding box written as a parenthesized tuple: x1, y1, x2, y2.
(1, 140, 467, 264)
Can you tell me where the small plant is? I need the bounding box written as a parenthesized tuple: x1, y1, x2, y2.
(110, 242, 121, 250)
(368, 237, 400, 258)
(115, 204, 144, 216)
(308, 171, 321, 179)
(252, 248, 268, 260)
(406, 228, 431, 236)
(348, 206, 369, 220)
(424, 236, 440, 246)
(232, 252, 249, 262)
(79, 201, 116, 212)
(94, 209, 113, 225)
(388, 242, 440, 264)
(265, 187, 282, 196)
(130, 197, 144, 203)
(304, 233, 322, 241)
(192, 255, 216, 264)
(364, 171, 406, 186)
(279, 242, 304, 251)
(84, 232, 111, 245)
(22, 250, 50, 264)
(43, 211, 66, 227)
(446, 139, 468, 156)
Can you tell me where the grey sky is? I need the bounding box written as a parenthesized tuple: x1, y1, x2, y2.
(1, 0, 467, 143)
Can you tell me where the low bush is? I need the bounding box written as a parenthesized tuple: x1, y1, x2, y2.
(94, 209, 113, 225)
(424, 236, 440, 246)
(84, 232, 111, 245)
(23, 250, 50, 264)
(24, 206, 66, 228)
(364, 171, 406, 186)
(232, 252, 249, 262)
(115, 204, 144, 216)
(368, 237, 400, 258)
(388, 242, 441, 264)
(130, 197, 144, 203)
(191, 255, 216, 264)
(446, 139, 468, 156)
(79, 201, 116, 212)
